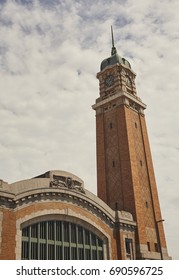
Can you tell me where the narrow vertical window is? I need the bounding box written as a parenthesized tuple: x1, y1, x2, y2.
(125, 238, 134, 260)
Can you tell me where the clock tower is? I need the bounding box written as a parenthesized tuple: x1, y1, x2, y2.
(92, 27, 170, 259)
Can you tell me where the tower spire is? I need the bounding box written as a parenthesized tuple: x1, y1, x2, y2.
(111, 25, 117, 55)
(111, 25, 115, 48)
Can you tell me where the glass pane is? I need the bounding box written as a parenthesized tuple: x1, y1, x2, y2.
(85, 230, 90, 245)
(48, 244, 55, 260)
(125, 238, 132, 254)
(85, 249, 90, 260)
(31, 242, 38, 259)
(78, 226, 83, 244)
(71, 224, 76, 243)
(78, 248, 84, 260)
(64, 247, 70, 260)
(21, 241, 29, 259)
(56, 245, 62, 259)
(31, 224, 38, 238)
(56, 221, 62, 241)
(40, 222, 46, 239)
(40, 243, 46, 260)
(71, 247, 77, 260)
(92, 249, 97, 260)
(64, 222, 69, 242)
(98, 238, 103, 248)
(91, 233, 96, 246)
(48, 221, 54, 240)
(22, 227, 29, 237)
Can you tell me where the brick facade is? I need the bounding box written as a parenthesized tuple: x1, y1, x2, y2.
(0, 171, 136, 260)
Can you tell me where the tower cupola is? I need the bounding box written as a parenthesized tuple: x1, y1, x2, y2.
(100, 26, 131, 71)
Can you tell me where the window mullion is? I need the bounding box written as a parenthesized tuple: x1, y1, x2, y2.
(83, 228, 86, 260)
(89, 231, 92, 260)
(96, 236, 99, 260)
(76, 225, 79, 260)
(46, 221, 48, 260)
(38, 223, 40, 260)
(54, 221, 56, 260)
(62, 221, 64, 259)
(29, 225, 31, 260)
(69, 222, 72, 260)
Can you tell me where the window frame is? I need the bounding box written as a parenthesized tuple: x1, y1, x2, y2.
(21, 220, 104, 260)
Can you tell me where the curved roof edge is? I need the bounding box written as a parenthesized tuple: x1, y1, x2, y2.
(0, 170, 136, 227)
(100, 53, 131, 71)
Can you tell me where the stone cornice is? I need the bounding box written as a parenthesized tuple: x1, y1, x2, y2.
(92, 90, 146, 111)
(0, 187, 114, 226)
(0, 187, 136, 229)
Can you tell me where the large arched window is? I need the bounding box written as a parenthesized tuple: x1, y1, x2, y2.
(21, 220, 104, 260)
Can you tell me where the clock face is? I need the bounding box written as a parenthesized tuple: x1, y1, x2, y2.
(105, 75, 114, 87)
(126, 76, 132, 88)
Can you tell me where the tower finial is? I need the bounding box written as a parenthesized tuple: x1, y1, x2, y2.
(111, 25, 117, 55)
(111, 26, 115, 48)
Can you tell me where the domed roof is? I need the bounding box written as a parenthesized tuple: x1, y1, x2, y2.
(100, 26, 131, 71)
(100, 51, 131, 71)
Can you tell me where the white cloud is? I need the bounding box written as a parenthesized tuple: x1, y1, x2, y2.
(0, 0, 178, 259)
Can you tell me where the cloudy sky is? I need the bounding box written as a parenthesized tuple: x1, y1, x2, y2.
(0, 0, 178, 259)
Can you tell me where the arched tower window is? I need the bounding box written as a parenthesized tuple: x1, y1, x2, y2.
(21, 220, 104, 260)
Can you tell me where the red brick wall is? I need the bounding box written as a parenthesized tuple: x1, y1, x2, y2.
(139, 115, 167, 248)
(96, 105, 135, 213)
(0, 201, 118, 260)
(0, 209, 16, 260)
(96, 101, 167, 255)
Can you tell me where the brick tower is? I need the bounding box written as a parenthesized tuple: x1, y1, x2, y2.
(92, 27, 170, 259)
